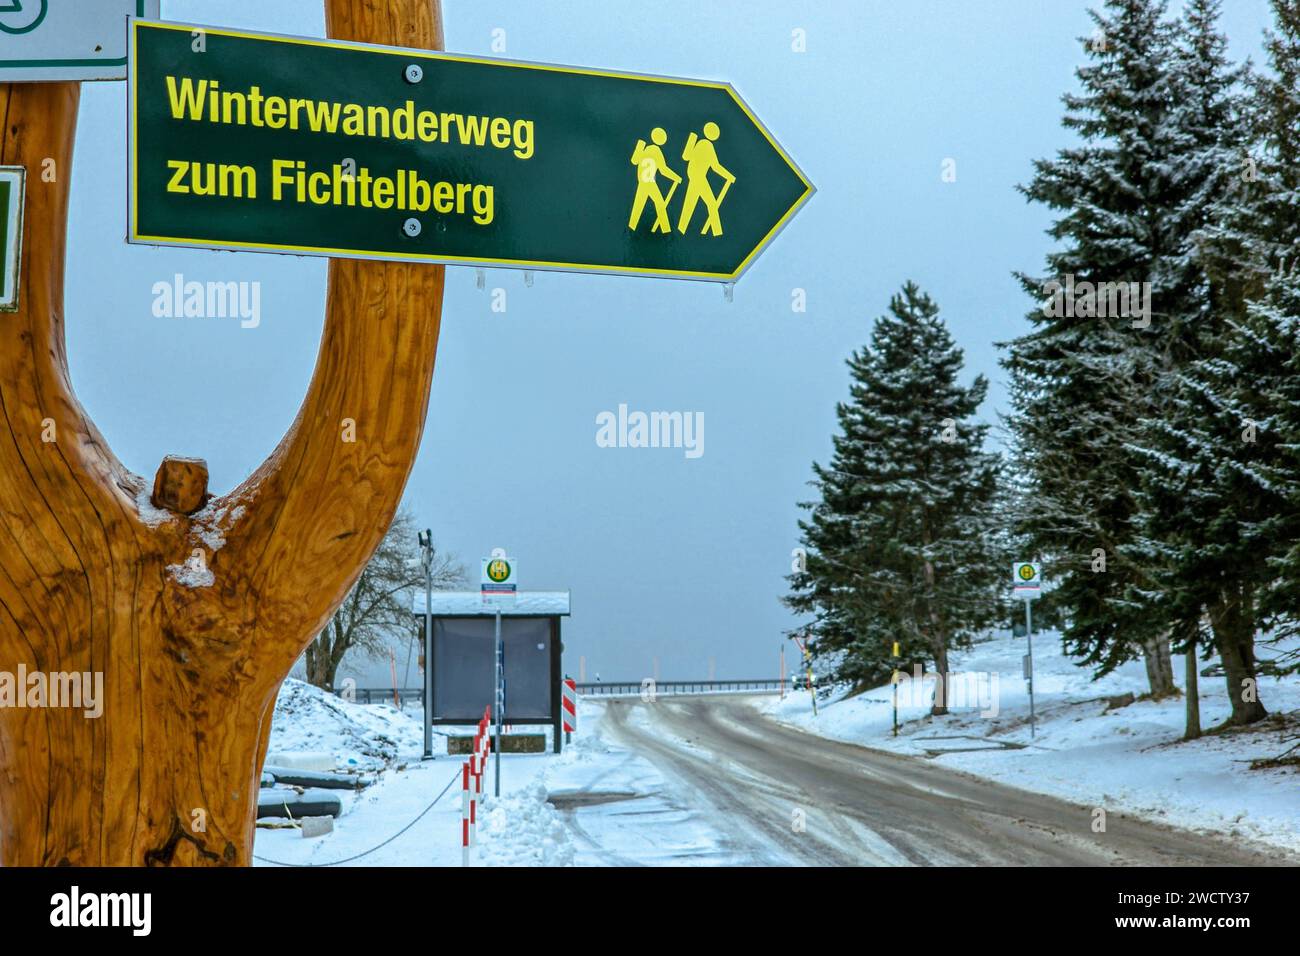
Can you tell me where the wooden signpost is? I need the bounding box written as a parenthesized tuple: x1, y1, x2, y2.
(0, 0, 445, 867)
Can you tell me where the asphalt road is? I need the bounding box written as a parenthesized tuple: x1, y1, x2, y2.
(598, 695, 1295, 866)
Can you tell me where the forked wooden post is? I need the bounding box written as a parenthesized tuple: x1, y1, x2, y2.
(0, 0, 444, 865)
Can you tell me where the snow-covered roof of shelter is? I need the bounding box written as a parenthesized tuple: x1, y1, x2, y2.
(412, 591, 571, 617)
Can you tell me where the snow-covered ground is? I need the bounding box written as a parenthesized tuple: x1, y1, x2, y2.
(254, 679, 736, 866)
(254, 680, 575, 866)
(267, 679, 432, 771)
(542, 705, 743, 865)
(765, 633, 1300, 853)
(257, 643, 1297, 867)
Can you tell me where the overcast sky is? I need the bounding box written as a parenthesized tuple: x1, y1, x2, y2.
(65, 1, 1275, 685)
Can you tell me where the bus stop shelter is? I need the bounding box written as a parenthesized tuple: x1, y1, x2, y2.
(412, 590, 571, 753)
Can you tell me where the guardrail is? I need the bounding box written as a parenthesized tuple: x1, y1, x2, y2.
(336, 679, 785, 704)
(336, 687, 424, 706)
(575, 679, 784, 697)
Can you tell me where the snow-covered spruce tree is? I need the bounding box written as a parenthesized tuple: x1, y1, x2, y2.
(1002, 0, 1205, 697)
(1171, 0, 1300, 705)
(787, 283, 1002, 713)
(1125, 0, 1277, 727)
(1249, 0, 1300, 676)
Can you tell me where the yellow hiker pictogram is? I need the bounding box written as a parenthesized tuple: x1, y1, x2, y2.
(487, 559, 511, 582)
(678, 121, 735, 237)
(628, 127, 682, 233)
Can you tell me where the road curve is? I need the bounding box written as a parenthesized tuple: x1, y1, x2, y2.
(598, 695, 1295, 866)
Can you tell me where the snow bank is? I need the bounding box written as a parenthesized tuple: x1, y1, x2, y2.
(477, 780, 576, 867)
(269, 678, 429, 771)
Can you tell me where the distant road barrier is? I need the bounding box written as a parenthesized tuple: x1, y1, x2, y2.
(575, 679, 784, 698)
(337, 680, 784, 705)
(338, 688, 423, 706)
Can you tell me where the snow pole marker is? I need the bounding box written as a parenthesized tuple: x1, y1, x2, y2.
(473, 738, 483, 806)
(468, 754, 480, 844)
(461, 761, 471, 866)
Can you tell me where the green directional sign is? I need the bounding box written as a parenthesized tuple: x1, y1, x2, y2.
(128, 20, 813, 282)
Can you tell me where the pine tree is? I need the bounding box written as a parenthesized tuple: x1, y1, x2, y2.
(1232, 1, 1300, 680)
(1174, 0, 1300, 700)
(1243, 5, 1300, 663)
(1002, 0, 1190, 695)
(787, 283, 1003, 712)
(1126, 0, 1278, 727)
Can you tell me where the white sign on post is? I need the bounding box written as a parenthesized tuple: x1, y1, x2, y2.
(480, 552, 517, 607)
(1012, 560, 1041, 599)
(0, 2, 160, 81)
(0, 166, 24, 312)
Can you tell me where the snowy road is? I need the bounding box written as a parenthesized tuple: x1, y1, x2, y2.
(599, 695, 1293, 866)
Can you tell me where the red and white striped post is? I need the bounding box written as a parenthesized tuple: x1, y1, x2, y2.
(461, 761, 471, 866)
(469, 771, 477, 847)
(468, 754, 480, 845)
(562, 677, 578, 745)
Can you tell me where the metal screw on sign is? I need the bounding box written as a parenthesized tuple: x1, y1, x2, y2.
(403, 218, 422, 238)
(404, 63, 423, 84)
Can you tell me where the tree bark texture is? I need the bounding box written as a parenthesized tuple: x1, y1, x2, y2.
(0, 0, 445, 865)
